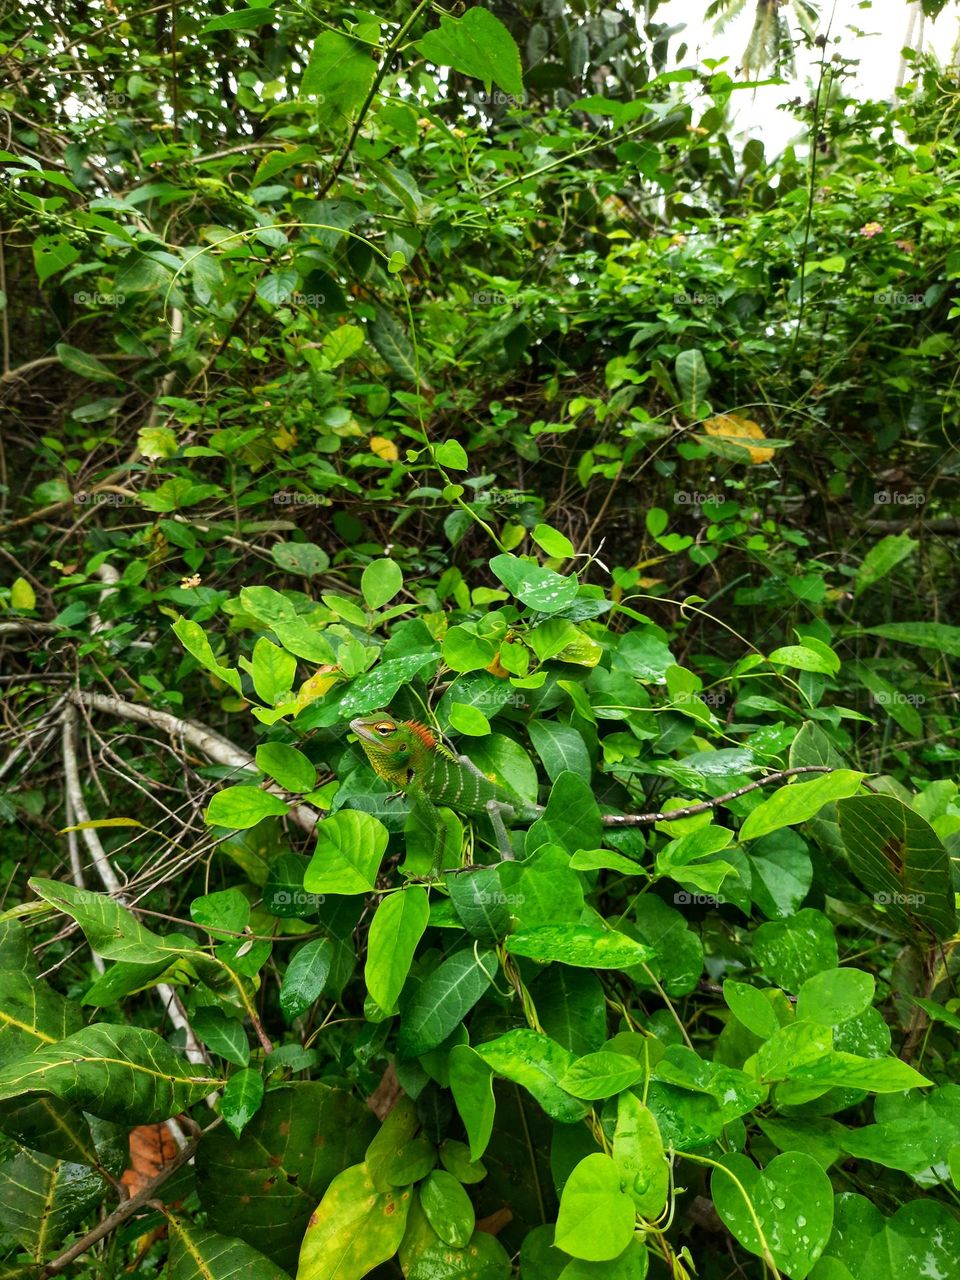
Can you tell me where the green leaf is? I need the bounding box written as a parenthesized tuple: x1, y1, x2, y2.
(364, 888, 430, 1014)
(419, 1170, 476, 1247)
(302, 32, 377, 120)
(526, 772, 601, 855)
(448, 703, 491, 736)
(559, 1239, 650, 1279)
(271, 542, 330, 578)
(368, 309, 419, 382)
(191, 888, 250, 936)
(166, 1215, 291, 1280)
(434, 440, 469, 470)
(361, 559, 403, 610)
(752, 909, 838, 992)
(442, 626, 496, 673)
(854, 534, 918, 597)
(555, 1153, 636, 1261)
(531, 523, 575, 559)
(861, 621, 960, 658)
(221, 1068, 265, 1138)
(295, 1162, 410, 1280)
(200, 8, 279, 33)
(29, 878, 185, 965)
(304, 811, 389, 895)
(315, 323, 365, 370)
(0, 1023, 223, 1123)
(795, 969, 875, 1025)
(280, 940, 333, 1020)
(613, 1092, 669, 1218)
(723, 981, 780, 1039)
(34, 234, 80, 282)
(415, 9, 523, 96)
(249, 639, 297, 706)
(257, 743, 316, 794)
(257, 269, 299, 306)
(55, 343, 121, 384)
(768, 644, 840, 675)
(712, 1152, 833, 1279)
(173, 617, 242, 694)
(474, 1029, 589, 1124)
(559, 1052, 644, 1100)
(489, 554, 579, 614)
(206, 786, 289, 830)
(528, 722, 591, 783)
(739, 771, 863, 842)
(505, 925, 655, 971)
(398, 948, 497, 1058)
(837, 794, 957, 940)
(823, 1196, 960, 1280)
(448, 1046, 495, 1161)
(191, 1008, 250, 1067)
(675, 348, 710, 413)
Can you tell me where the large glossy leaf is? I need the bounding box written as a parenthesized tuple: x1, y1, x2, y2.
(28, 878, 191, 965)
(712, 1152, 833, 1279)
(414, 8, 523, 96)
(397, 948, 497, 1058)
(474, 1030, 589, 1124)
(0, 1148, 111, 1259)
(166, 1214, 291, 1280)
(0, 1024, 224, 1123)
(837, 794, 956, 940)
(196, 1083, 376, 1273)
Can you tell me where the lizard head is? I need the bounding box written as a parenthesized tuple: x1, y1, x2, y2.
(350, 712, 436, 787)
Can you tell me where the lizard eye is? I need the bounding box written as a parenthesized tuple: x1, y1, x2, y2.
(375, 723, 394, 735)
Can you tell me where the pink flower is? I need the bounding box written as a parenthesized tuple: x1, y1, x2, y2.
(859, 222, 883, 238)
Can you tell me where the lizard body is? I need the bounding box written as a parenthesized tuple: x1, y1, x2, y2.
(350, 712, 541, 867)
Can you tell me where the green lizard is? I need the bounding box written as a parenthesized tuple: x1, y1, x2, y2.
(350, 712, 541, 869)
(350, 711, 836, 874)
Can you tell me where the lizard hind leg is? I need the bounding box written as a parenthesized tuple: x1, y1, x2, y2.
(485, 800, 516, 861)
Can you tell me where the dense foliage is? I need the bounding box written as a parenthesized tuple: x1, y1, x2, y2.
(2, 1, 960, 1277)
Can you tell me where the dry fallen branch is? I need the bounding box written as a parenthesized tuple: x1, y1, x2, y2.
(72, 690, 320, 833)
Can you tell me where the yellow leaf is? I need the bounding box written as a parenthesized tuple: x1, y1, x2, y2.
(11, 577, 36, 611)
(294, 667, 339, 714)
(702, 413, 774, 464)
(272, 424, 298, 451)
(370, 435, 399, 461)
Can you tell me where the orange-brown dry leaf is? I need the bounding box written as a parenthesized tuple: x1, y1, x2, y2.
(702, 413, 774, 464)
(121, 1123, 179, 1198)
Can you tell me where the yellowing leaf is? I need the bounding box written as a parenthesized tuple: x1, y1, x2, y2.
(294, 667, 339, 714)
(702, 413, 774, 464)
(272, 424, 298, 451)
(10, 577, 36, 611)
(369, 435, 399, 461)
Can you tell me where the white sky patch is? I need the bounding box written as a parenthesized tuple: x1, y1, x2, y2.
(658, 0, 960, 153)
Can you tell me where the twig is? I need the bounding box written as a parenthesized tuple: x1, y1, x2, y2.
(41, 1123, 217, 1276)
(61, 701, 214, 1077)
(602, 766, 834, 826)
(73, 690, 320, 833)
(316, 0, 432, 198)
